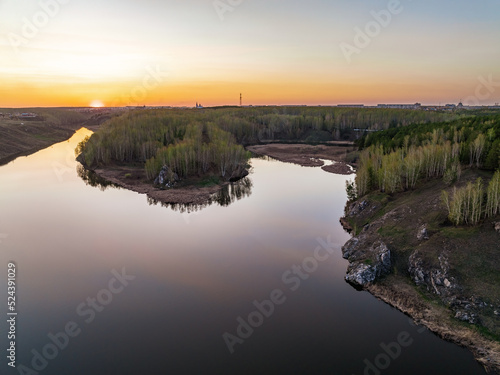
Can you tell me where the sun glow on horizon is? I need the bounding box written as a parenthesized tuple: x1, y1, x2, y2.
(90, 100, 105, 108)
(0, 0, 499, 107)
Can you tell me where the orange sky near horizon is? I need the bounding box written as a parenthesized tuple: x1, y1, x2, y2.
(1, 0, 499, 108)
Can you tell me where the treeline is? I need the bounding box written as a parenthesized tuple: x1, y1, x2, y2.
(355, 141, 462, 196)
(354, 115, 500, 197)
(145, 123, 250, 180)
(78, 110, 250, 181)
(209, 106, 456, 143)
(78, 107, 458, 182)
(0, 107, 89, 125)
(359, 115, 500, 170)
(352, 113, 500, 225)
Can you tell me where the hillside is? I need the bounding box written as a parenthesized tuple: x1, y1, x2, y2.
(0, 108, 115, 165)
(341, 112, 500, 373)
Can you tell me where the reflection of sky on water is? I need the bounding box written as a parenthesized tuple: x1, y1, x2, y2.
(0, 129, 486, 375)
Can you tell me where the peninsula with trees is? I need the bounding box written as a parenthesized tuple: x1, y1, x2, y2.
(76, 106, 452, 205)
(77, 106, 500, 371)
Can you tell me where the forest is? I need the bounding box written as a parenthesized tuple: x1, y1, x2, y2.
(78, 106, 460, 184)
(352, 113, 500, 225)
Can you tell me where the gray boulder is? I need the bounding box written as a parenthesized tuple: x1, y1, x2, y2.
(342, 237, 391, 287)
(417, 224, 429, 240)
(154, 165, 179, 188)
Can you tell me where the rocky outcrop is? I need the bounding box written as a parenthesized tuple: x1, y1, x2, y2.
(408, 250, 500, 326)
(416, 224, 429, 240)
(342, 191, 500, 373)
(345, 199, 370, 216)
(154, 166, 179, 188)
(342, 235, 391, 287)
(408, 250, 459, 298)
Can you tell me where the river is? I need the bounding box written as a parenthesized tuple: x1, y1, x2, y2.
(0, 129, 486, 374)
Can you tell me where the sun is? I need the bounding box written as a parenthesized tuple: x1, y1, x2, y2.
(90, 100, 105, 108)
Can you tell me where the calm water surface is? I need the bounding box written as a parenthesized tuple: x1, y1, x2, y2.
(0, 129, 486, 374)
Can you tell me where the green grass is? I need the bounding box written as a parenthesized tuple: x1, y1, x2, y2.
(33, 134, 55, 141)
(369, 192, 390, 203)
(441, 226, 480, 239)
(196, 175, 220, 187)
(377, 225, 407, 238)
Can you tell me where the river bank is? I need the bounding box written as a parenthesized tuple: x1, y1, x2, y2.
(247, 143, 356, 174)
(89, 164, 232, 205)
(340, 169, 500, 374)
(78, 142, 356, 206)
(0, 111, 111, 165)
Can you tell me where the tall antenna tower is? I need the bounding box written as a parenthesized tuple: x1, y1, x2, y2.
(240, 93, 242, 107)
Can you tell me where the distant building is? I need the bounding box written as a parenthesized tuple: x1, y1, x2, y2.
(377, 103, 421, 110)
(337, 104, 365, 108)
(195, 102, 203, 109)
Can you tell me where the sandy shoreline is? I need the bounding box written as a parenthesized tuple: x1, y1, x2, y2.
(91, 165, 229, 205)
(247, 143, 356, 175)
(82, 143, 357, 207)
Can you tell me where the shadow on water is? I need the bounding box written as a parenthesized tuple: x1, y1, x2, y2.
(76, 164, 121, 191)
(77, 163, 253, 213)
(147, 177, 253, 213)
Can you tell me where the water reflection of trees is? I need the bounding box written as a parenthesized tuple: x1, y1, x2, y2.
(76, 164, 120, 191)
(147, 177, 253, 213)
(77, 163, 253, 213)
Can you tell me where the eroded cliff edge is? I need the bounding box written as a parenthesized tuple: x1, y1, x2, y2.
(340, 174, 500, 374)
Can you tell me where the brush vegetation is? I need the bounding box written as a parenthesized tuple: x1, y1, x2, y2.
(78, 107, 460, 183)
(353, 113, 500, 225)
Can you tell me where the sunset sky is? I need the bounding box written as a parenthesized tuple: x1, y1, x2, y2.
(1, 0, 499, 107)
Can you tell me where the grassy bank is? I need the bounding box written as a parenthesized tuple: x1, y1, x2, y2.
(0, 108, 115, 164)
